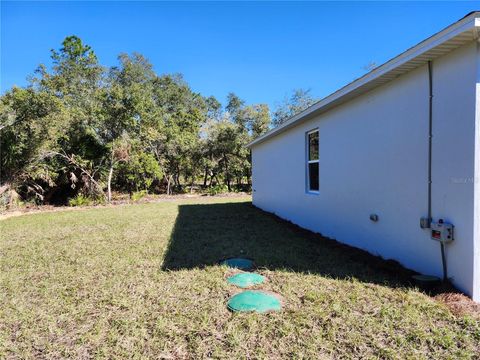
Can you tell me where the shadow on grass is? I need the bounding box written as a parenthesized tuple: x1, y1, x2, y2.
(162, 201, 438, 290)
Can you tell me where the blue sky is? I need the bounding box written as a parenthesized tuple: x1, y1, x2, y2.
(1, 1, 477, 109)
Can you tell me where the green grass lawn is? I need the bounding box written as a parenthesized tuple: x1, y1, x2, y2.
(1, 197, 479, 359)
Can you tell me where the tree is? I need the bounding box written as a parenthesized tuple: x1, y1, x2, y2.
(272, 88, 317, 127)
(205, 96, 222, 121)
(145, 74, 207, 194)
(208, 120, 241, 191)
(114, 146, 162, 193)
(0, 87, 62, 201)
(242, 104, 271, 138)
(35, 36, 107, 201)
(225, 92, 245, 117)
(1, 35, 310, 205)
(102, 53, 156, 201)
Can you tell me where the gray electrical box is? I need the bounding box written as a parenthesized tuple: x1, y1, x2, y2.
(430, 220, 454, 243)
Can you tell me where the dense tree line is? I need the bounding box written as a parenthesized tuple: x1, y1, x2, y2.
(0, 36, 316, 205)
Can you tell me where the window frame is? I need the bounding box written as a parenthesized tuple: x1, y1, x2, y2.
(306, 129, 320, 194)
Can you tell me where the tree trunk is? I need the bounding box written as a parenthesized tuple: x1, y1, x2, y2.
(214, 174, 220, 187)
(174, 172, 179, 187)
(107, 164, 114, 203)
(166, 175, 172, 195)
(225, 168, 231, 191)
(203, 168, 208, 187)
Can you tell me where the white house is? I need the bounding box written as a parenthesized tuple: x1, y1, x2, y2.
(248, 12, 480, 301)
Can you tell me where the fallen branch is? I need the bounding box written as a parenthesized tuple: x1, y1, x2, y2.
(42, 150, 107, 201)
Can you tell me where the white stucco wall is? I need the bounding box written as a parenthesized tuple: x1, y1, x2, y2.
(252, 41, 479, 300)
(473, 41, 480, 302)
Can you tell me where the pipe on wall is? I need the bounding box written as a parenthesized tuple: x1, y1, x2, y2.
(427, 60, 448, 282)
(427, 61, 433, 225)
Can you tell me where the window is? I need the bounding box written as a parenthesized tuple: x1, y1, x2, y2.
(307, 129, 319, 192)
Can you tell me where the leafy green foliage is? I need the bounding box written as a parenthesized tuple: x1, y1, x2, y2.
(115, 151, 162, 192)
(131, 190, 148, 201)
(206, 184, 229, 195)
(0, 88, 61, 183)
(0, 36, 279, 204)
(272, 88, 318, 127)
(68, 194, 95, 207)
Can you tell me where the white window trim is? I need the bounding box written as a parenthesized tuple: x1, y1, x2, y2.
(306, 129, 319, 194)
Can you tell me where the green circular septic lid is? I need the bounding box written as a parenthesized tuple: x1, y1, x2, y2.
(221, 258, 254, 270)
(227, 273, 265, 288)
(227, 290, 282, 313)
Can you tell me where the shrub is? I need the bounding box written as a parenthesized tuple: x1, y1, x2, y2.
(232, 184, 252, 193)
(68, 194, 95, 207)
(0, 189, 20, 210)
(206, 184, 228, 196)
(114, 152, 163, 193)
(131, 190, 148, 202)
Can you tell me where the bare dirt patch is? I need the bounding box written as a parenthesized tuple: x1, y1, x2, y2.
(435, 292, 480, 319)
